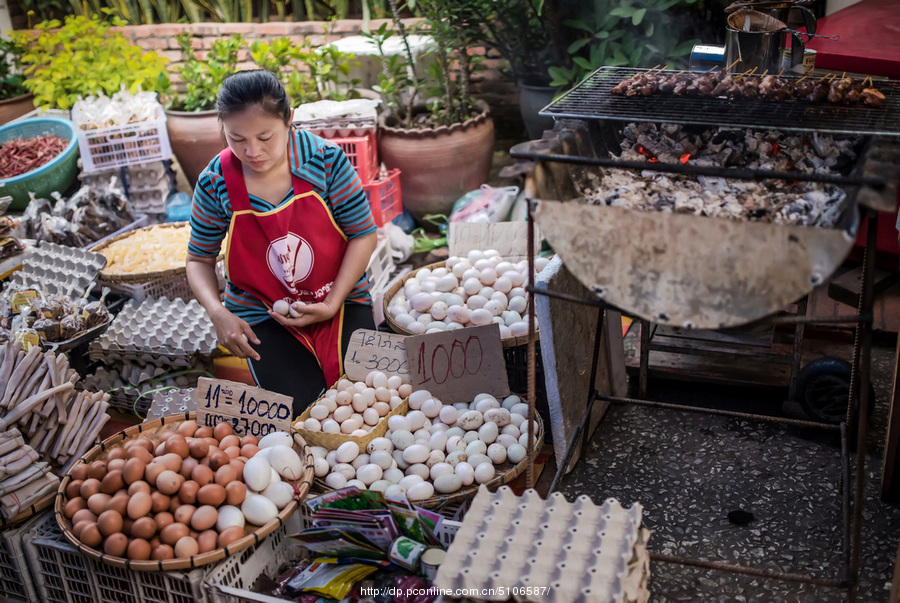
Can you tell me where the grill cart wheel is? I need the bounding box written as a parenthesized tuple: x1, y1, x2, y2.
(795, 357, 876, 425)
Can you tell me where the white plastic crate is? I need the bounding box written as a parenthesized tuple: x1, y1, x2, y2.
(76, 107, 172, 173)
(365, 229, 394, 296)
(0, 514, 42, 602)
(25, 512, 208, 603)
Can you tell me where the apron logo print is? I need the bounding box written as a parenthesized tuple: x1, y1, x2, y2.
(266, 232, 314, 293)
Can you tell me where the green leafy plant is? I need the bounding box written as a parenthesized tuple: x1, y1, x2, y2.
(11, 14, 171, 110)
(70, 0, 203, 24)
(0, 39, 30, 101)
(250, 34, 361, 106)
(169, 32, 243, 112)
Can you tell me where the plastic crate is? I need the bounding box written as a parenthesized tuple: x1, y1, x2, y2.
(0, 514, 42, 602)
(363, 169, 402, 227)
(330, 133, 378, 185)
(76, 108, 172, 173)
(365, 229, 394, 297)
(107, 273, 193, 302)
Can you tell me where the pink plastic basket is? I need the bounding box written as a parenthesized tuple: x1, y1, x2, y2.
(363, 169, 402, 227)
(331, 133, 378, 185)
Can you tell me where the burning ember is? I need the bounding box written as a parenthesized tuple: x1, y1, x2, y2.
(577, 123, 859, 228)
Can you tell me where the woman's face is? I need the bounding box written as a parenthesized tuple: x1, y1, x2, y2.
(221, 104, 291, 175)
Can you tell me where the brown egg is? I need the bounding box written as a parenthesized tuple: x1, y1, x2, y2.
(107, 458, 126, 472)
(87, 493, 112, 516)
(174, 536, 199, 559)
(228, 459, 247, 476)
(144, 462, 167, 486)
(214, 465, 237, 486)
(154, 441, 166, 456)
(180, 457, 199, 480)
(126, 445, 154, 464)
(149, 536, 161, 549)
(80, 478, 102, 500)
(240, 444, 260, 458)
(225, 482, 246, 506)
(72, 509, 98, 526)
(197, 484, 226, 507)
(168, 495, 182, 513)
(105, 493, 129, 516)
(72, 520, 92, 539)
(128, 481, 151, 496)
(188, 439, 209, 460)
(100, 470, 125, 495)
(154, 511, 174, 531)
(127, 538, 152, 561)
(158, 453, 183, 473)
(66, 479, 84, 500)
(97, 510, 123, 536)
(122, 518, 135, 537)
(107, 447, 126, 462)
(213, 422, 234, 441)
(151, 544, 174, 560)
(156, 470, 184, 496)
(122, 458, 146, 485)
(104, 533, 128, 557)
(194, 426, 213, 439)
(190, 505, 218, 531)
(132, 438, 156, 454)
(126, 491, 152, 520)
(217, 526, 245, 548)
(79, 523, 103, 548)
(131, 516, 157, 540)
(203, 438, 221, 449)
(223, 446, 240, 460)
(197, 529, 218, 553)
(165, 434, 189, 459)
(176, 420, 199, 437)
(173, 504, 195, 525)
(69, 464, 89, 481)
(150, 491, 170, 513)
(219, 435, 240, 450)
(189, 529, 200, 540)
(159, 523, 189, 546)
(179, 480, 199, 505)
(209, 451, 230, 471)
(87, 461, 108, 481)
(64, 497, 87, 518)
(191, 465, 215, 487)
(240, 435, 259, 447)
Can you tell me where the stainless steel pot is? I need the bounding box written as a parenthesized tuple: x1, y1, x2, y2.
(725, 10, 805, 73)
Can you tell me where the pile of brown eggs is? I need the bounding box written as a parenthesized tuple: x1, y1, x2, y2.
(62, 420, 259, 561)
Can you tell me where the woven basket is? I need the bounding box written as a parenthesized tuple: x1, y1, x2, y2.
(292, 375, 409, 451)
(309, 415, 544, 510)
(383, 261, 538, 350)
(54, 412, 314, 571)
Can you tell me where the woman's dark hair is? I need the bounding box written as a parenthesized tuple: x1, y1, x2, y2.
(217, 69, 291, 126)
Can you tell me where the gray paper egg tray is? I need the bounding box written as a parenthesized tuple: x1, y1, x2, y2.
(7, 241, 107, 297)
(146, 388, 196, 421)
(88, 296, 217, 366)
(84, 360, 204, 416)
(435, 486, 651, 603)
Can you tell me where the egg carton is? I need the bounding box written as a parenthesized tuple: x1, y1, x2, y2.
(146, 388, 196, 421)
(89, 297, 217, 366)
(127, 180, 173, 215)
(83, 358, 207, 416)
(125, 161, 170, 189)
(7, 241, 107, 297)
(435, 486, 651, 603)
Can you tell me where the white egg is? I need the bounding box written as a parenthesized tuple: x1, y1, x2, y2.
(313, 457, 330, 477)
(414, 427, 431, 442)
(406, 410, 427, 431)
(351, 454, 371, 470)
(509, 296, 528, 314)
(436, 274, 458, 292)
(351, 394, 368, 413)
(510, 414, 526, 428)
(446, 256, 462, 269)
(499, 325, 512, 338)
(407, 321, 426, 334)
(504, 271, 525, 287)
(242, 493, 280, 525)
(509, 287, 526, 299)
(415, 268, 433, 282)
(340, 416, 364, 434)
(346, 479, 366, 490)
(243, 456, 272, 492)
(468, 453, 492, 468)
(451, 262, 469, 279)
(417, 314, 433, 326)
(217, 505, 246, 531)
(462, 277, 482, 296)
(535, 257, 550, 272)
(390, 397, 404, 410)
(473, 258, 493, 271)
(324, 472, 348, 490)
(425, 449, 445, 468)
(443, 293, 465, 308)
(259, 431, 293, 449)
(430, 301, 449, 320)
(506, 443, 528, 464)
(502, 311, 522, 327)
(310, 446, 328, 459)
(404, 280, 421, 297)
(263, 481, 295, 509)
(469, 309, 493, 326)
(410, 292, 435, 313)
(510, 403, 530, 417)
(398, 384, 413, 398)
(369, 480, 391, 493)
(492, 276, 512, 294)
(383, 468, 404, 484)
(332, 463, 356, 481)
(309, 405, 329, 421)
(455, 462, 475, 486)
(320, 398, 337, 413)
(502, 395, 521, 409)
(478, 422, 499, 444)
(487, 443, 508, 464)
(406, 481, 435, 501)
(430, 423, 449, 434)
(367, 437, 393, 454)
(426, 462, 451, 481)
(479, 267, 497, 285)
(447, 305, 471, 324)
(369, 451, 393, 470)
(509, 321, 530, 336)
(445, 426, 466, 437)
(325, 450, 338, 468)
(429, 431, 449, 452)
(478, 286, 495, 300)
(398, 474, 424, 490)
(363, 408, 380, 426)
(467, 250, 485, 263)
(465, 440, 487, 457)
(384, 484, 406, 499)
(303, 418, 322, 431)
(269, 446, 304, 480)
(446, 435, 467, 454)
(421, 398, 442, 419)
(495, 261, 515, 275)
(356, 464, 384, 486)
(497, 434, 518, 449)
(408, 390, 430, 410)
(445, 322, 464, 331)
(501, 424, 521, 439)
(484, 407, 512, 426)
(387, 375, 404, 390)
(474, 463, 495, 484)
(475, 396, 500, 412)
(483, 300, 504, 317)
(463, 431, 480, 444)
(434, 473, 463, 494)
(518, 433, 532, 448)
(402, 444, 430, 465)
(391, 430, 415, 451)
(458, 410, 484, 430)
(445, 450, 467, 467)
(439, 406, 458, 425)
(388, 415, 411, 432)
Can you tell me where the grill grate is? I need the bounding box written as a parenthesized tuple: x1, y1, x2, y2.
(541, 67, 900, 136)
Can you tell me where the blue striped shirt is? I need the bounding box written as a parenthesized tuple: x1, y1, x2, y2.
(188, 129, 377, 325)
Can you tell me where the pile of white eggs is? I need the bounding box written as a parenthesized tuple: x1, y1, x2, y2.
(310, 391, 540, 501)
(387, 250, 551, 338)
(299, 372, 412, 435)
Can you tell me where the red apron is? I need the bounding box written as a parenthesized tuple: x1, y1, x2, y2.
(222, 147, 347, 386)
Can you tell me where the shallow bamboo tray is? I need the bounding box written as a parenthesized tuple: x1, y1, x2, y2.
(383, 261, 538, 349)
(310, 415, 544, 510)
(54, 412, 314, 571)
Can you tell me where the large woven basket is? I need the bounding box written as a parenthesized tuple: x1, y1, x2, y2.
(383, 261, 538, 350)
(309, 415, 544, 510)
(54, 412, 314, 571)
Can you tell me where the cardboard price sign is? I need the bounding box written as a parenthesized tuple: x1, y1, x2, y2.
(406, 323, 509, 404)
(344, 329, 410, 382)
(195, 377, 293, 437)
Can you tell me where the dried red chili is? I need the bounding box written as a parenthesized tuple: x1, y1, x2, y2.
(0, 135, 68, 179)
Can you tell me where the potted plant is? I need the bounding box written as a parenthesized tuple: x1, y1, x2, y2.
(0, 38, 34, 125)
(165, 33, 243, 188)
(367, 0, 495, 226)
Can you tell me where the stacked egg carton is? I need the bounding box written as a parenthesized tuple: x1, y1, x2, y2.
(7, 242, 106, 297)
(435, 486, 651, 603)
(89, 297, 218, 368)
(146, 388, 196, 421)
(82, 361, 207, 416)
(126, 160, 173, 217)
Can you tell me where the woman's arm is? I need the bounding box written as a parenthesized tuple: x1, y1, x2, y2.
(187, 253, 261, 360)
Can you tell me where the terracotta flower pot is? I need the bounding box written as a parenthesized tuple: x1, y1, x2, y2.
(0, 93, 35, 126)
(165, 109, 226, 189)
(377, 101, 495, 226)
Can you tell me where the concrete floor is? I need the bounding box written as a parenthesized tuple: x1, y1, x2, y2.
(556, 335, 899, 602)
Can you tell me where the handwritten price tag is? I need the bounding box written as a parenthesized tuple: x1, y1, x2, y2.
(343, 329, 410, 382)
(195, 377, 293, 437)
(406, 324, 510, 404)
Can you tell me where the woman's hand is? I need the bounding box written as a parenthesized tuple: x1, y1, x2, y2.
(268, 300, 339, 329)
(210, 306, 261, 361)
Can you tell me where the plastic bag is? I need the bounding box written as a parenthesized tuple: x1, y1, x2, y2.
(449, 184, 519, 224)
(166, 192, 193, 223)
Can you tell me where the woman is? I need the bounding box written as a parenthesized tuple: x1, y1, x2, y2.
(186, 70, 378, 416)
